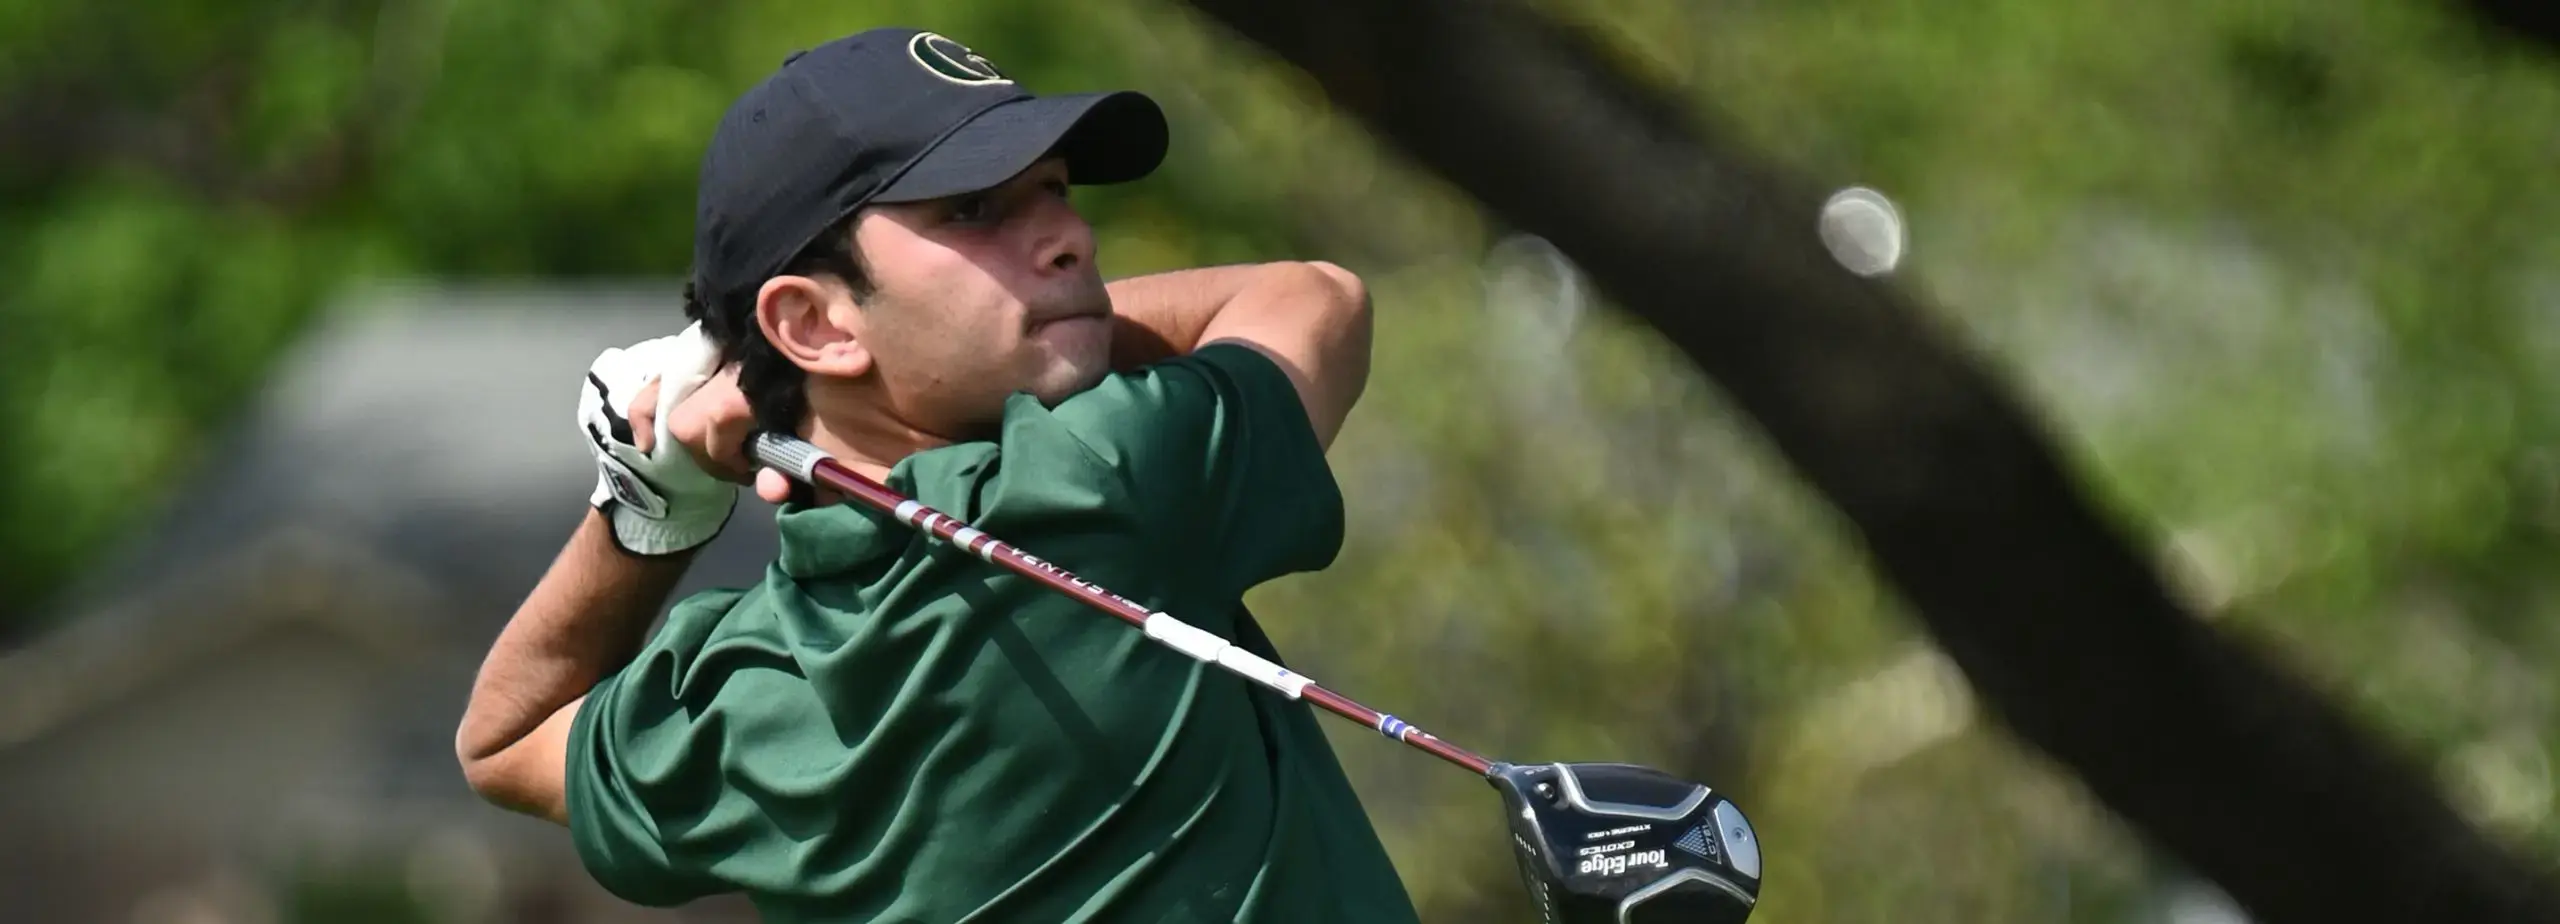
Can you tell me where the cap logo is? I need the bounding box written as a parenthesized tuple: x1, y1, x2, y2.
(909, 32, 1011, 86)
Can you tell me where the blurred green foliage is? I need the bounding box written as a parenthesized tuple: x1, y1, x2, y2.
(9, 0, 2560, 921)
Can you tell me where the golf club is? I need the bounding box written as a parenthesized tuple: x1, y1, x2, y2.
(751, 432, 1762, 923)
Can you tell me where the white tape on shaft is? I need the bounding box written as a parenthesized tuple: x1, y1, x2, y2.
(1221, 648, 1313, 699)
(1143, 613, 1313, 699)
(1145, 615, 1225, 662)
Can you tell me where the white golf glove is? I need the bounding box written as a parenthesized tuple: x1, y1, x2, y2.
(578, 322, 737, 556)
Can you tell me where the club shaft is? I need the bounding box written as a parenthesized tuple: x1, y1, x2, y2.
(753, 433, 1495, 777)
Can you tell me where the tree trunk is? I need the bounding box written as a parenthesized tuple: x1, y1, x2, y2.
(1171, 1, 2560, 921)
(2462, 0, 2560, 56)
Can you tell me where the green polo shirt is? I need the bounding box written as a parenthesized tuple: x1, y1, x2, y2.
(564, 343, 1419, 923)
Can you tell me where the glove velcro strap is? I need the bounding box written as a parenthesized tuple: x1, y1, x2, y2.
(592, 446, 671, 519)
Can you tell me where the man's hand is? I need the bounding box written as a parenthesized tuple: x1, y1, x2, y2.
(581, 324, 744, 554)
(631, 362, 799, 506)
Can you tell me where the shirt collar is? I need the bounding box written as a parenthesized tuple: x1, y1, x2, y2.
(770, 441, 998, 579)
(772, 460, 917, 580)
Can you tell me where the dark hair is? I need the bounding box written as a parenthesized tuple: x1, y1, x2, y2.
(683, 215, 873, 434)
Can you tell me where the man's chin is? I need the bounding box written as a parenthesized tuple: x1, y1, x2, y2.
(1025, 356, 1112, 406)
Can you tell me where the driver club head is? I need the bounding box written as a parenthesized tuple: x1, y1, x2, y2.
(1489, 762, 1761, 924)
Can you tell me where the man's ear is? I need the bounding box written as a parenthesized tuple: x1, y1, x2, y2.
(755, 274, 872, 378)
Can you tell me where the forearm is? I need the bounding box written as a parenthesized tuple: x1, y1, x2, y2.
(1106, 263, 1336, 369)
(1107, 260, 1374, 448)
(456, 510, 692, 813)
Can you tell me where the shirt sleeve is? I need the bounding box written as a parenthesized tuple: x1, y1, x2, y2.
(562, 592, 741, 907)
(1036, 341, 1347, 599)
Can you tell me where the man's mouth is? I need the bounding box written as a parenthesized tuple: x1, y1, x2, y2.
(1029, 311, 1106, 333)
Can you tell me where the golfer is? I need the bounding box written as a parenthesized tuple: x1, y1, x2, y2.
(454, 25, 1422, 923)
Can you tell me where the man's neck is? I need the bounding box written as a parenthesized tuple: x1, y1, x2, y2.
(798, 383, 969, 485)
(800, 416, 936, 485)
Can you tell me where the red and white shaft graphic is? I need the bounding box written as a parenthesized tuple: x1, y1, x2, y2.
(753, 432, 1495, 777)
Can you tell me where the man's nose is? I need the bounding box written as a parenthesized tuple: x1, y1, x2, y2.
(1031, 200, 1095, 274)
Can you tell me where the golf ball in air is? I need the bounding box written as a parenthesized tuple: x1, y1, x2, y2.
(1819, 186, 1906, 277)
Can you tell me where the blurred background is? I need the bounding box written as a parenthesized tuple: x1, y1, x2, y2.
(5, 0, 2560, 921)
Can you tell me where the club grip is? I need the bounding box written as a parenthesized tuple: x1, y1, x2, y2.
(751, 432, 832, 482)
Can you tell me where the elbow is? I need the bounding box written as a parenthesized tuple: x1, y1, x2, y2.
(1297, 260, 1375, 411)
(1301, 260, 1371, 320)
(456, 728, 504, 804)
(1303, 258, 1372, 339)
(453, 697, 576, 823)
(1294, 260, 1375, 358)
(456, 739, 548, 819)
(454, 707, 524, 809)
(459, 755, 502, 805)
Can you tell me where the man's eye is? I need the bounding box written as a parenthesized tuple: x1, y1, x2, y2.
(948, 195, 991, 223)
(1043, 178, 1070, 198)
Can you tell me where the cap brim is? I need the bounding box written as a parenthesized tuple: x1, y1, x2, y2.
(871, 91, 1168, 204)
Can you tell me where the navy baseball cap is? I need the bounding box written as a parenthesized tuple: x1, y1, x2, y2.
(691, 27, 1168, 314)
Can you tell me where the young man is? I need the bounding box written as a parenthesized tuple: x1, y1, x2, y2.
(453, 25, 1422, 923)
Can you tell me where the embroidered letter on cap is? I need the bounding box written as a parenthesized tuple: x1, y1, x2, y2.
(909, 32, 1011, 86)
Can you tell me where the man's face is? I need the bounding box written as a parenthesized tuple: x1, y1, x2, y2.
(846, 157, 1112, 436)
